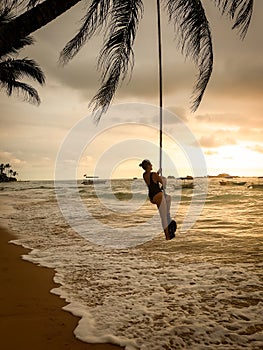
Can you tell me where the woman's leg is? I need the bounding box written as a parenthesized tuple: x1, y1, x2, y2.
(152, 192, 170, 239)
(165, 194, 171, 222)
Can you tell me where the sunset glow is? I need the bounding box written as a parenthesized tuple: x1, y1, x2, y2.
(1, 1, 262, 180)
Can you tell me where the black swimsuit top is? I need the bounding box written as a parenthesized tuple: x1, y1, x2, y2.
(147, 173, 162, 201)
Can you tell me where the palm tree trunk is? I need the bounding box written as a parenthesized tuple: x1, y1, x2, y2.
(0, 0, 81, 57)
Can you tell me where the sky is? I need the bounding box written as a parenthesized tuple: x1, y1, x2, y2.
(0, 0, 262, 180)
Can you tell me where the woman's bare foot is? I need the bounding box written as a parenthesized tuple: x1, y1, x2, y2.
(164, 228, 170, 240)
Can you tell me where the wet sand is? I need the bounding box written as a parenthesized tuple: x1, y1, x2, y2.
(0, 226, 124, 350)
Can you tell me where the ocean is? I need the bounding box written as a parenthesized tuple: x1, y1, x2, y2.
(1, 178, 262, 349)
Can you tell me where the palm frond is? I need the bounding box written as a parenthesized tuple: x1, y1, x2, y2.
(6, 80, 41, 104)
(1, 58, 45, 84)
(0, 2, 15, 24)
(0, 1, 26, 18)
(0, 57, 45, 104)
(60, 0, 110, 65)
(0, 36, 35, 59)
(0, 3, 36, 59)
(164, 0, 213, 111)
(15, 58, 45, 84)
(27, 0, 41, 8)
(11, 35, 35, 52)
(0, 1, 44, 105)
(212, 0, 254, 39)
(90, 0, 143, 121)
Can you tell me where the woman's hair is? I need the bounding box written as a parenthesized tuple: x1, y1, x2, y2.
(139, 159, 151, 170)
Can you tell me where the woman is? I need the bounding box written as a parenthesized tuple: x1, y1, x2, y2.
(139, 159, 175, 240)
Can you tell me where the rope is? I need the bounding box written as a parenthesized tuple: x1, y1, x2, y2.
(157, 0, 163, 176)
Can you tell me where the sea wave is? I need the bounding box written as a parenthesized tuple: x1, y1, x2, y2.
(1, 178, 263, 349)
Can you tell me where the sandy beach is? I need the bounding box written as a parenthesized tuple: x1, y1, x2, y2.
(0, 226, 123, 350)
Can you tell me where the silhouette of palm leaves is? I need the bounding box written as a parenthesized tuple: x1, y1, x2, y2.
(0, 2, 45, 104)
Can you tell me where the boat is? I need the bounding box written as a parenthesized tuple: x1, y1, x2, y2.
(219, 180, 231, 186)
(82, 179, 106, 185)
(219, 180, 246, 186)
(232, 181, 247, 186)
(249, 184, 263, 189)
(248, 177, 263, 189)
(181, 182, 194, 189)
(174, 176, 194, 189)
(81, 175, 106, 185)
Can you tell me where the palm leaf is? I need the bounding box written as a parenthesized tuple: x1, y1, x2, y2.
(0, 36, 35, 59)
(27, 0, 41, 7)
(6, 80, 41, 104)
(11, 36, 35, 53)
(0, 3, 45, 105)
(8, 58, 45, 84)
(0, 2, 15, 24)
(0, 58, 45, 84)
(0, 3, 36, 59)
(164, 0, 213, 111)
(0, 1, 26, 18)
(60, 0, 110, 65)
(212, 0, 254, 39)
(0, 67, 41, 104)
(90, 0, 143, 121)
(0, 58, 45, 104)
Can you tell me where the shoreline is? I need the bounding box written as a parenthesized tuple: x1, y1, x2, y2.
(0, 226, 124, 350)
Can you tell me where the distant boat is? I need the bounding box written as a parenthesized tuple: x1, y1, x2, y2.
(174, 176, 194, 189)
(82, 179, 106, 185)
(232, 181, 247, 186)
(219, 180, 231, 186)
(248, 177, 263, 189)
(181, 182, 194, 189)
(219, 180, 246, 186)
(249, 184, 263, 189)
(182, 175, 193, 180)
(81, 175, 106, 185)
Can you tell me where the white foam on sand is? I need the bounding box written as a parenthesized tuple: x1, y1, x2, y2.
(17, 233, 263, 350)
(3, 181, 263, 350)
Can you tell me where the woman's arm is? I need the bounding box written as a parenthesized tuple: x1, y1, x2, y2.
(153, 172, 167, 189)
(153, 172, 163, 184)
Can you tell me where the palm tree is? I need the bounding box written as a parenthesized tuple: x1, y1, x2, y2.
(0, 162, 18, 181)
(0, 55, 46, 104)
(0, 163, 5, 174)
(0, 0, 254, 117)
(0, 3, 46, 104)
(4, 163, 11, 177)
(60, 0, 254, 120)
(0, 0, 82, 58)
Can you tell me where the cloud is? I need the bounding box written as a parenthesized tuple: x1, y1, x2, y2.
(0, 151, 26, 167)
(237, 127, 263, 144)
(166, 106, 188, 122)
(16, 0, 262, 107)
(1, 0, 262, 179)
(247, 144, 263, 154)
(204, 150, 218, 156)
(207, 62, 263, 100)
(195, 112, 263, 131)
(199, 130, 237, 148)
(195, 113, 239, 126)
